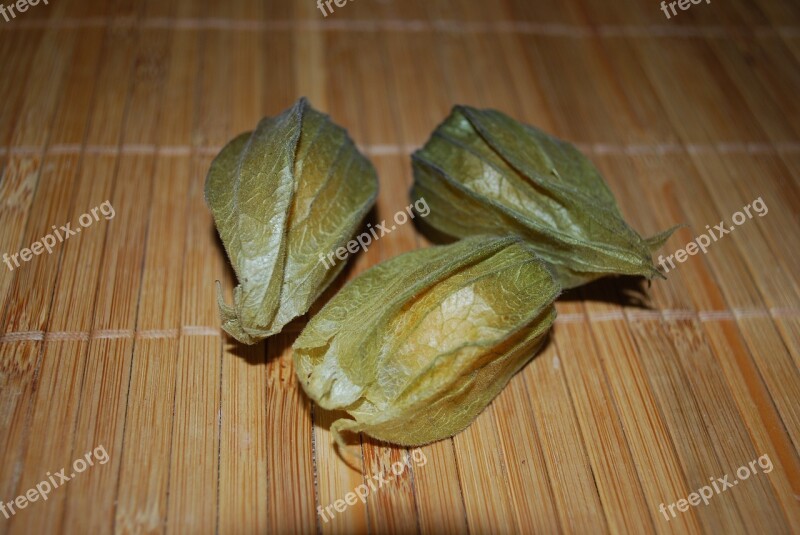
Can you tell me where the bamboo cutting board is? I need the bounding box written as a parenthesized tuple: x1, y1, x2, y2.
(0, 0, 798, 533)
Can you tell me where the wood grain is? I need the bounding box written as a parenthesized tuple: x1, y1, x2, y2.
(0, 0, 798, 533)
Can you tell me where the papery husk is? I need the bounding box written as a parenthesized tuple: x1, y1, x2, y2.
(293, 236, 560, 448)
(206, 98, 378, 343)
(411, 105, 676, 289)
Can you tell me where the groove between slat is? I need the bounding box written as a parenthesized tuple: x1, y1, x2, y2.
(0, 309, 795, 342)
(1, 19, 800, 38)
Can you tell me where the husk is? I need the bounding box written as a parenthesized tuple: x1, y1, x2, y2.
(411, 105, 677, 289)
(206, 98, 378, 343)
(292, 236, 560, 448)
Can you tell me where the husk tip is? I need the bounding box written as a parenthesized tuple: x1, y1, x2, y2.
(331, 419, 363, 470)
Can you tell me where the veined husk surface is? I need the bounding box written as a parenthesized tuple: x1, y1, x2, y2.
(412, 105, 675, 289)
(206, 98, 378, 344)
(293, 236, 560, 447)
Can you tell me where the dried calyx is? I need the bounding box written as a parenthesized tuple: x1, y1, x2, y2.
(293, 236, 560, 448)
(205, 98, 378, 344)
(411, 105, 676, 289)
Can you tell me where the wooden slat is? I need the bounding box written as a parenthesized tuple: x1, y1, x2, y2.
(554, 316, 655, 534)
(58, 24, 152, 529)
(266, 343, 317, 535)
(586, 317, 702, 534)
(0, 25, 90, 534)
(524, 344, 609, 533)
(114, 23, 194, 531)
(106, 122, 190, 535)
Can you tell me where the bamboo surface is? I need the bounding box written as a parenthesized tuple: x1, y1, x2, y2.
(0, 0, 799, 533)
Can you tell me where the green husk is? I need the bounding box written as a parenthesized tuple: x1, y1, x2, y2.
(292, 235, 560, 447)
(205, 98, 378, 344)
(411, 105, 677, 289)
